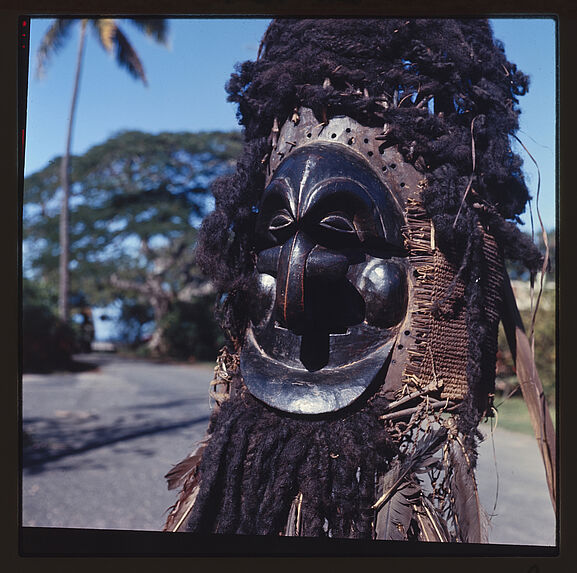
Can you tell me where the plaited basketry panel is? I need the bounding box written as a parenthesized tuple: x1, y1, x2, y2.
(478, 225, 505, 402)
(481, 227, 504, 328)
(426, 249, 469, 400)
(401, 197, 469, 400)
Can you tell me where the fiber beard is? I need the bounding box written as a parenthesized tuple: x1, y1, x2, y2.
(185, 380, 397, 538)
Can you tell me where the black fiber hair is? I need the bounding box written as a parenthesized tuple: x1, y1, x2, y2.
(190, 18, 543, 536)
(197, 17, 541, 338)
(187, 382, 396, 537)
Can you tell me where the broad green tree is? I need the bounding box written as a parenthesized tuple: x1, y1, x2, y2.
(24, 129, 243, 355)
(36, 18, 169, 322)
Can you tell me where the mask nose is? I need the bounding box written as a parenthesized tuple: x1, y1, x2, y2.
(273, 231, 351, 333)
(274, 231, 314, 332)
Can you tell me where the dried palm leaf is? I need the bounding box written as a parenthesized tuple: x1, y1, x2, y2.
(284, 492, 303, 536)
(164, 483, 200, 533)
(501, 274, 556, 511)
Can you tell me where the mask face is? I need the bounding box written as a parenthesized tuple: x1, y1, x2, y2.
(240, 143, 409, 414)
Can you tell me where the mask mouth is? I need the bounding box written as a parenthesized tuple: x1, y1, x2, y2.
(272, 317, 359, 374)
(272, 320, 359, 372)
(240, 324, 398, 414)
(298, 330, 339, 372)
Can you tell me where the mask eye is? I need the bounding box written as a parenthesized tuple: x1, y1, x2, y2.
(319, 213, 356, 234)
(269, 210, 293, 232)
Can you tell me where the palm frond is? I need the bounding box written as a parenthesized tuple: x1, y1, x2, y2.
(129, 18, 169, 45)
(36, 18, 77, 78)
(91, 18, 117, 54)
(112, 24, 147, 85)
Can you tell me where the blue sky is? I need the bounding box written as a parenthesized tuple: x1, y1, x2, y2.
(25, 17, 557, 232)
(25, 19, 268, 171)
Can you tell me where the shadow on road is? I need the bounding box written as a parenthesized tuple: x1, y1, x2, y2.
(23, 409, 210, 473)
(23, 357, 102, 375)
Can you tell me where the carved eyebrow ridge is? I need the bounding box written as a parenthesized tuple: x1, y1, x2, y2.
(299, 176, 389, 240)
(262, 176, 297, 219)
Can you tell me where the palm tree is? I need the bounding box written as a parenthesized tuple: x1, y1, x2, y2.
(36, 18, 169, 322)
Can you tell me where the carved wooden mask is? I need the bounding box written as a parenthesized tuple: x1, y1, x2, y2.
(240, 140, 409, 414)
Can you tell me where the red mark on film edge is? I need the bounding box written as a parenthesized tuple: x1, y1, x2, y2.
(21, 19, 28, 44)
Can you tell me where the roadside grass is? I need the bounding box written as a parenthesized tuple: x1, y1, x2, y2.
(480, 395, 556, 436)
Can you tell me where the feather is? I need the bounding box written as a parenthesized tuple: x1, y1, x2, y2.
(414, 495, 451, 542)
(165, 438, 208, 491)
(372, 426, 447, 511)
(447, 436, 489, 543)
(163, 438, 208, 532)
(374, 425, 452, 542)
(164, 483, 200, 532)
(374, 470, 420, 540)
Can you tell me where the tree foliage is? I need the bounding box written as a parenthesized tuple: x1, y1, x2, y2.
(21, 278, 78, 372)
(23, 129, 243, 357)
(23, 128, 554, 369)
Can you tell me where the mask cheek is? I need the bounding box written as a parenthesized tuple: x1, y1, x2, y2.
(349, 258, 408, 329)
(250, 273, 277, 328)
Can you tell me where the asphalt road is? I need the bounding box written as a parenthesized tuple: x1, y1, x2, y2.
(21, 353, 556, 546)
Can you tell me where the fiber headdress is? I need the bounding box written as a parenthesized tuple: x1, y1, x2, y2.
(165, 18, 543, 541)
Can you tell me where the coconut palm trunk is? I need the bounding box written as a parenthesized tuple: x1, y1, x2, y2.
(37, 17, 168, 323)
(58, 19, 87, 321)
